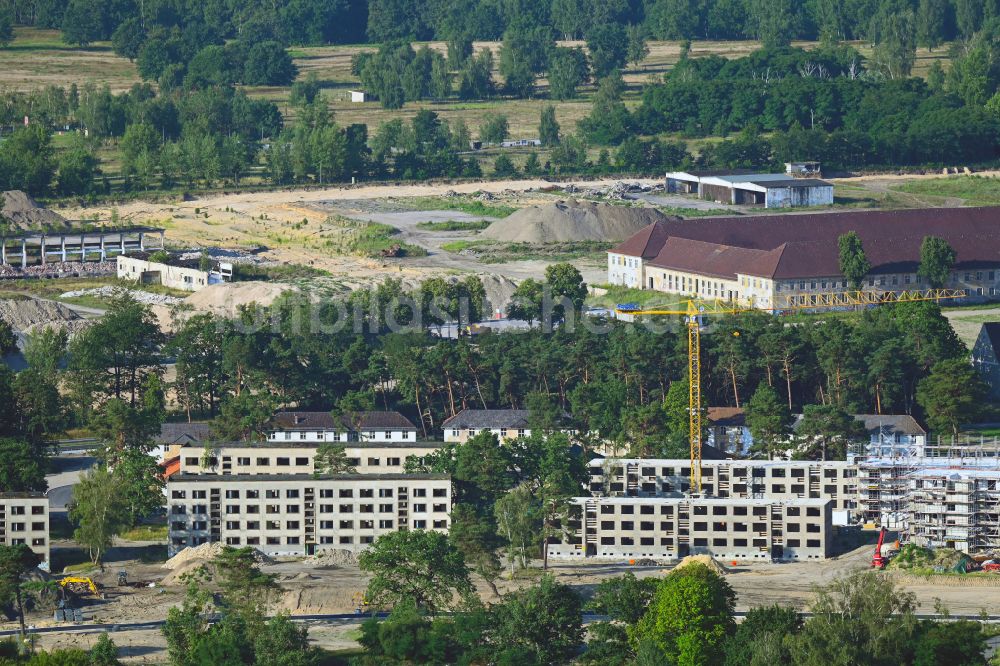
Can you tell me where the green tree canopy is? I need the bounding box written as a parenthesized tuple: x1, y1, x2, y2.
(630, 562, 737, 664)
(916, 358, 987, 435)
(838, 231, 871, 290)
(359, 530, 473, 612)
(917, 236, 957, 289)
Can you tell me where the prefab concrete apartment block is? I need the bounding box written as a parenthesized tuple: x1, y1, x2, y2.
(0, 493, 50, 568)
(167, 473, 451, 557)
(176, 441, 443, 476)
(547, 496, 832, 562)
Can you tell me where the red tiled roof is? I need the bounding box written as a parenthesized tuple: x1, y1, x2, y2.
(610, 207, 1000, 280)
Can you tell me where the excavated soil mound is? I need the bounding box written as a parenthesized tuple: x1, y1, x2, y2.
(163, 541, 272, 571)
(673, 554, 728, 575)
(1, 191, 68, 231)
(482, 200, 673, 243)
(0, 297, 80, 332)
(304, 549, 358, 568)
(182, 282, 299, 317)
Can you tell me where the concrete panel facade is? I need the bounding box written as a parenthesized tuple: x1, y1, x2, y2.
(0, 494, 49, 568)
(178, 443, 442, 476)
(167, 474, 452, 557)
(547, 496, 831, 562)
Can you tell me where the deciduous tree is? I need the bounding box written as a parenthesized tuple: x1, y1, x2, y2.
(359, 530, 473, 612)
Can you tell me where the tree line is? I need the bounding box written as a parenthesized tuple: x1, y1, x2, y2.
(0, 0, 995, 50)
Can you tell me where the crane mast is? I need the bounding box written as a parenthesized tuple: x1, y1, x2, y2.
(686, 303, 703, 494)
(616, 288, 967, 499)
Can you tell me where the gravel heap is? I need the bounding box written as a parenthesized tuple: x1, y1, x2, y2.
(482, 199, 674, 243)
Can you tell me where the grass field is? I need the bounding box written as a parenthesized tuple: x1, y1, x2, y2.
(0, 28, 140, 92)
(892, 176, 1000, 206)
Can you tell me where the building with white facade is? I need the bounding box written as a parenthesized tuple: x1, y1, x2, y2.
(608, 208, 1000, 310)
(117, 253, 230, 292)
(0, 494, 49, 568)
(176, 441, 442, 476)
(167, 473, 452, 557)
(664, 171, 833, 208)
(268, 411, 418, 444)
(442, 409, 553, 443)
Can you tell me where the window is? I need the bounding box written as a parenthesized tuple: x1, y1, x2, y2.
(379, 489, 393, 498)
(238, 457, 250, 466)
(413, 504, 426, 512)
(185, 457, 199, 467)
(339, 489, 353, 498)
(340, 520, 353, 528)
(367, 458, 380, 466)
(340, 504, 353, 513)
(379, 503, 393, 513)
(256, 458, 270, 466)
(295, 457, 309, 466)
(277, 457, 290, 466)
(286, 521, 300, 530)
(286, 489, 300, 499)
(379, 520, 394, 529)
(246, 490, 259, 499)
(265, 489, 279, 499)
(433, 488, 447, 497)
(387, 457, 400, 466)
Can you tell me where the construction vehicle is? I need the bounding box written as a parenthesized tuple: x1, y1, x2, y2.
(872, 528, 893, 569)
(59, 577, 99, 595)
(982, 561, 1000, 572)
(616, 288, 966, 495)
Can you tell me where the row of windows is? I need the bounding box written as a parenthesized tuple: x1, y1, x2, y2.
(171, 487, 448, 500)
(596, 520, 822, 533)
(450, 428, 528, 438)
(271, 430, 411, 441)
(596, 466, 853, 479)
(7, 537, 46, 547)
(595, 504, 824, 517)
(593, 536, 823, 548)
(610, 255, 639, 268)
(2, 522, 47, 532)
(0, 506, 46, 515)
(172, 502, 449, 516)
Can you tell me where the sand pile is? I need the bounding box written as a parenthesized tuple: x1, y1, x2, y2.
(482, 200, 672, 243)
(1, 191, 68, 231)
(673, 555, 728, 575)
(182, 282, 299, 317)
(163, 542, 227, 570)
(0, 297, 80, 333)
(304, 549, 357, 568)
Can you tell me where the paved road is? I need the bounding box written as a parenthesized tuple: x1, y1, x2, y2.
(45, 455, 96, 510)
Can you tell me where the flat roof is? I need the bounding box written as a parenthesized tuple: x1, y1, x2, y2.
(0, 226, 165, 241)
(169, 472, 451, 483)
(738, 178, 832, 189)
(0, 492, 47, 500)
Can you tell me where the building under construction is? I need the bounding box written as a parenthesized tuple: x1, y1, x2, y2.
(907, 468, 1000, 554)
(855, 441, 1000, 531)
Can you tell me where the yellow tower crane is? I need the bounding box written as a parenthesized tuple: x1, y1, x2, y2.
(615, 288, 967, 495)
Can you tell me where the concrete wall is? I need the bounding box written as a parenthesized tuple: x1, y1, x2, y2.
(590, 459, 857, 515)
(117, 256, 221, 292)
(167, 475, 452, 557)
(178, 443, 441, 476)
(0, 495, 49, 569)
(765, 185, 833, 209)
(547, 496, 831, 562)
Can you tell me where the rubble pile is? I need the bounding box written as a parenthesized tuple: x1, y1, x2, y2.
(0, 261, 115, 279)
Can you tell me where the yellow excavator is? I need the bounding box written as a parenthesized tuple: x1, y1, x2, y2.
(58, 577, 99, 595)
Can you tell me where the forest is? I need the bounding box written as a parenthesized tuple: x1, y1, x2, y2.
(0, 0, 995, 48)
